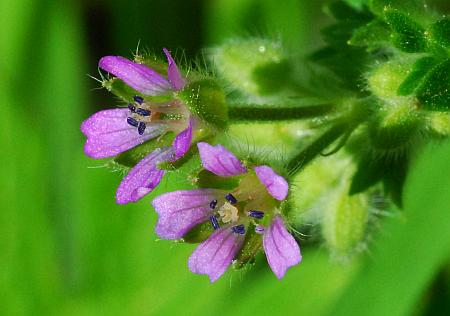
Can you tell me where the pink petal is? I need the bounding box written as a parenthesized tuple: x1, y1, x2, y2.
(163, 48, 186, 91)
(115, 147, 174, 204)
(254, 165, 289, 201)
(153, 189, 221, 239)
(263, 216, 301, 280)
(99, 56, 171, 95)
(81, 109, 164, 158)
(197, 142, 247, 177)
(188, 228, 244, 282)
(172, 117, 193, 160)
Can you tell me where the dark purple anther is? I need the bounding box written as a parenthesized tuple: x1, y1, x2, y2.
(128, 103, 136, 112)
(127, 117, 139, 127)
(137, 122, 146, 135)
(248, 210, 264, 219)
(209, 216, 220, 230)
(133, 95, 144, 104)
(136, 108, 151, 116)
(225, 193, 237, 205)
(231, 224, 246, 235)
(210, 199, 218, 209)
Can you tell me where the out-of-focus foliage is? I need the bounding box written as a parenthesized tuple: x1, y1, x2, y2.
(1, 0, 450, 316)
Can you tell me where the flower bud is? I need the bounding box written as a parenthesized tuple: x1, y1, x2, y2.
(211, 38, 290, 96)
(177, 78, 228, 131)
(322, 181, 369, 259)
(369, 101, 423, 150)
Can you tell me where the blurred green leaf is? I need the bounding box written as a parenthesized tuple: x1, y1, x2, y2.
(430, 17, 450, 48)
(384, 9, 427, 52)
(416, 59, 450, 111)
(397, 56, 437, 96)
(327, 141, 450, 316)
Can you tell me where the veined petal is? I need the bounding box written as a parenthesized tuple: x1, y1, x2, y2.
(153, 189, 221, 239)
(81, 108, 165, 158)
(188, 228, 244, 282)
(115, 147, 174, 204)
(263, 216, 301, 280)
(197, 142, 247, 177)
(254, 165, 289, 201)
(163, 48, 186, 91)
(173, 117, 193, 160)
(99, 56, 171, 95)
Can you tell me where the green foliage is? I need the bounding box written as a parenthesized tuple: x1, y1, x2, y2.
(384, 9, 427, 52)
(416, 59, 450, 111)
(430, 17, 450, 48)
(397, 56, 437, 95)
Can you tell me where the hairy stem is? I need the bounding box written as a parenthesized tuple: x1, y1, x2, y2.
(228, 103, 336, 122)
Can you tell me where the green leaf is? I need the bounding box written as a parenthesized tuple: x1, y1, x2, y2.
(370, 0, 424, 17)
(430, 17, 450, 48)
(416, 59, 450, 111)
(397, 56, 437, 95)
(349, 19, 391, 49)
(384, 9, 427, 52)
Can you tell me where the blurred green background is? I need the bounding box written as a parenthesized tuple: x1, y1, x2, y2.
(1, 0, 450, 315)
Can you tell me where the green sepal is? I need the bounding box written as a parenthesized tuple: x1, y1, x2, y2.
(114, 132, 175, 167)
(197, 170, 240, 190)
(350, 151, 409, 207)
(234, 223, 262, 269)
(177, 79, 228, 131)
(183, 221, 215, 243)
(384, 9, 427, 53)
(349, 154, 385, 195)
(349, 19, 391, 49)
(368, 103, 423, 150)
(102, 78, 142, 103)
(416, 59, 450, 111)
(430, 18, 450, 49)
(397, 56, 437, 96)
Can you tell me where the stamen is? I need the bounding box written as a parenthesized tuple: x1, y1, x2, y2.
(255, 225, 265, 234)
(133, 95, 144, 104)
(127, 117, 139, 127)
(231, 224, 246, 235)
(128, 103, 136, 112)
(210, 199, 218, 209)
(248, 210, 264, 219)
(209, 216, 220, 230)
(137, 122, 146, 135)
(136, 108, 151, 116)
(225, 193, 237, 205)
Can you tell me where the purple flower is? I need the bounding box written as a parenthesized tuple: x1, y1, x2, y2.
(81, 48, 194, 204)
(152, 142, 301, 282)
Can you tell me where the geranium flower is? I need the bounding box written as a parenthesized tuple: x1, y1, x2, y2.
(152, 142, 301, 282)
(81, 48, 194, 204)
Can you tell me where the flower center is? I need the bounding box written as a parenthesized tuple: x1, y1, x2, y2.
(208, 192, 266, 235)
(126, 95, 189, 135)
(218, 202, 239, 223)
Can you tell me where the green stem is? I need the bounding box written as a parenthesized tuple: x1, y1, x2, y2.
(228, 103, 335, 122)
(286, 121, 351, 175)
(286, 98, 374, 175)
